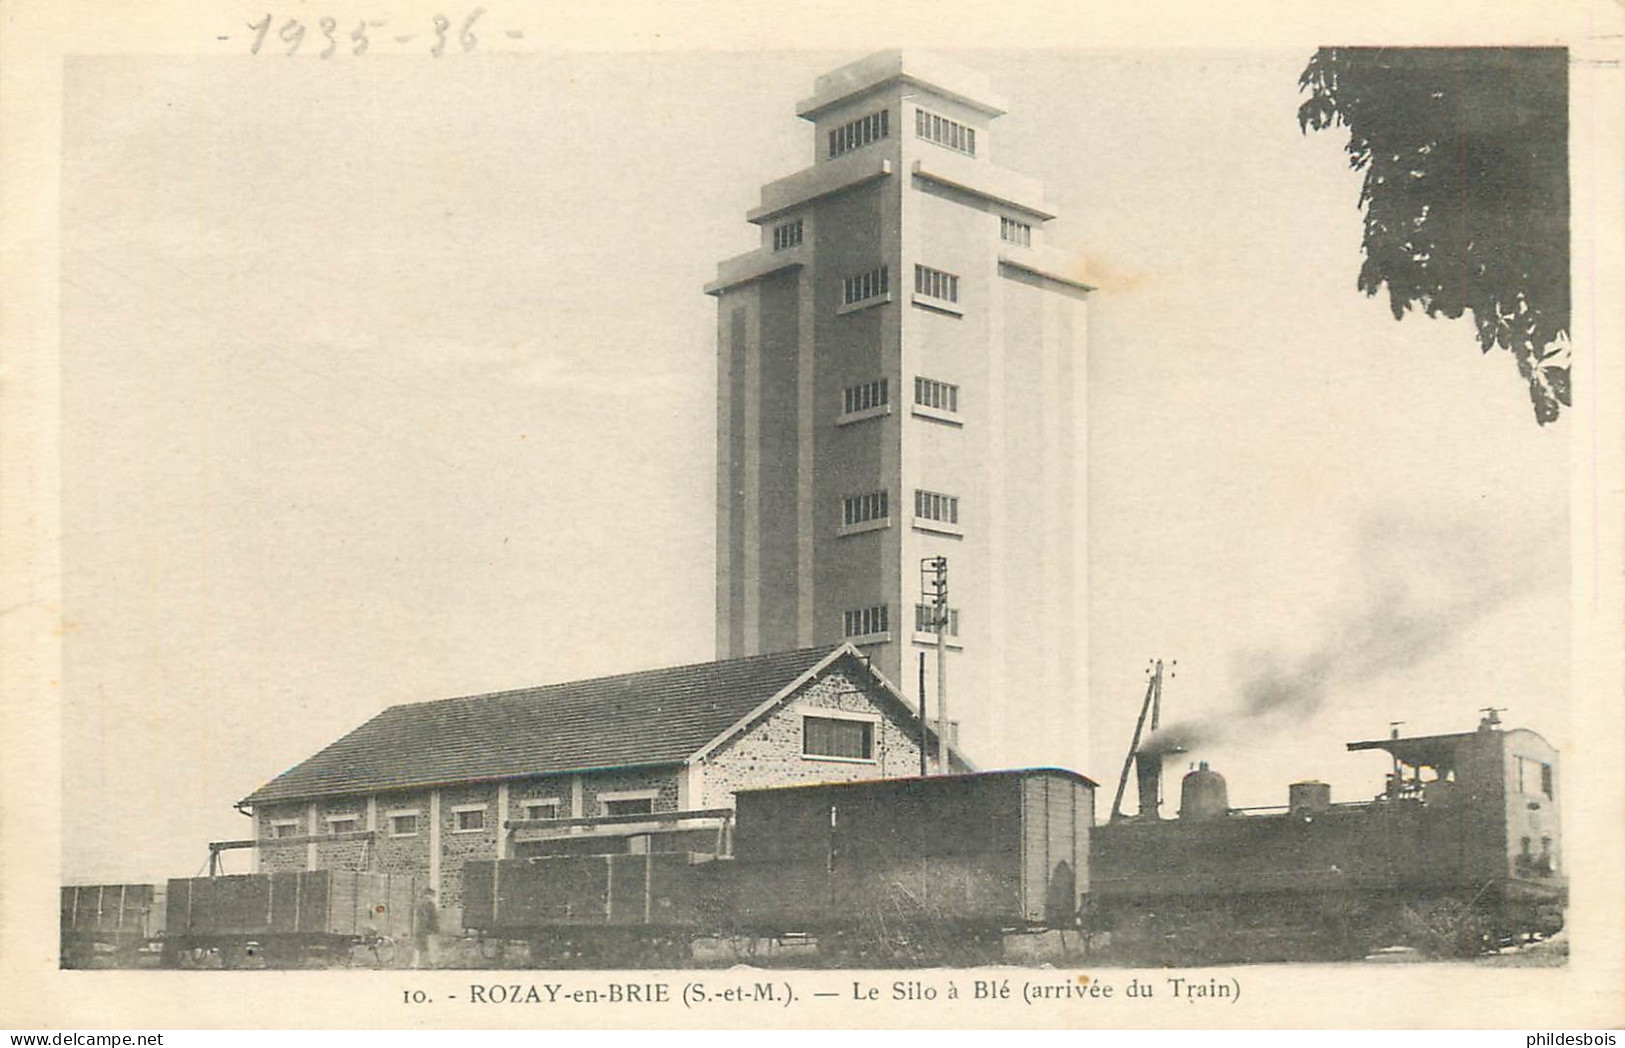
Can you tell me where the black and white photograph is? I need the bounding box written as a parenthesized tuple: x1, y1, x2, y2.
(3, 0, 1622, 1032)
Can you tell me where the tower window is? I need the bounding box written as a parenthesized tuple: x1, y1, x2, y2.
(828, 109, 890, 159)
(914, 603, 961, 636)
(803, 716, 874, 760)
(915, 108, 976, 156)
(842, 266, 890, 306)
(842, 379, 889, 416)
(914, 489, 959, 526)
(842, 605, 889, 639)
(1000, 217, 1032, 246)
(772, 219, 803, 252)
(914, 377, 959, 414)
(842, 491, 889, 527)
(914, 265, 959, 303)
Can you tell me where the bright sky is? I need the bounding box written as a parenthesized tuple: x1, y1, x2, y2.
(60, 50, 1570, 883)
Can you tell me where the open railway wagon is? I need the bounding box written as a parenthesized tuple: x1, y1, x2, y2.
(727, 769, 1097, 964)
(164, 870, 418, 968)
(61, 884, 166, 968)
(463, 852, 727, 967)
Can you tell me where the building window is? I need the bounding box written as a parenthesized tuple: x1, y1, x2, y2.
(1000, 217, 1032, 246)
(803, 715, 874, 760)
(914, 264, 960, 303)
(842, 265, 890, 306)
(842, 379, 889, 416)
(603, 797, 654, 817)
(914, 489, 959, 526)
(772, 219, 803, 252)
(452, 806, 487, 833)
(1518, 757, 1554, 798)
(843, 605, 889, 639)
(915, 603, 961, 636)
(521, 799, 561, 821)
(914, 377, 959, 413)
(842, 490, 889, 527)
(388, 812, 420, 837)
(915, 108, 975, 156)
(326, 816, 359, 835)
(827, 109, 890, 159)
(270, 820, 302, 839)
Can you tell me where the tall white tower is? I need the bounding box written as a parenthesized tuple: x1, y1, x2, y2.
(707, 51, 1090, 764)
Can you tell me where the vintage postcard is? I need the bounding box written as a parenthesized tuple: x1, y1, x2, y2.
(3, 0, 1622, 1031)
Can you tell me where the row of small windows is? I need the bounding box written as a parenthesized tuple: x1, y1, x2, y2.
(277, 797, 638, 840)
(914, 603, 961, 636)
(1000, 217, 1032, 246)
(845, 603, 963, 642)
(840, 377, 958, 418)
(916, 108, 976, 156)
(829, 109, 890, 159)
(914, 489, 959, 525)
(772, 219, 804, 252)
(843, 265, 890, 305)
(914, 264, 960, 303)
(843, 605, 889, 638)
(914, 377, 959, 413)
(842, 490, 889, 526)
(803, 715, 874, 760)
(843, 379, 889, 415)
(841, 489, 962, 526)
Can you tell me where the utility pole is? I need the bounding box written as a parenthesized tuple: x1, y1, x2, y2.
(917, 652, 928, 777)
(921, 556, 949, 773)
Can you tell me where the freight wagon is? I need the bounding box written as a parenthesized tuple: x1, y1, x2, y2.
(463, 768, 1097, 965)
(164, 870, 419, 967)
(60, 884, 166, 968)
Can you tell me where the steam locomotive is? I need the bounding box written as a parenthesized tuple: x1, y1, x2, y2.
(62, 715, 1563, 968)
(1089, 709, 1566, 963)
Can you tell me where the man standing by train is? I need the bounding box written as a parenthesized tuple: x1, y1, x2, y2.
(411, 886, 438, 969)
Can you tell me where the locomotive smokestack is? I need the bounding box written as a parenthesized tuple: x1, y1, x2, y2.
(1135, 751, 1162, 819)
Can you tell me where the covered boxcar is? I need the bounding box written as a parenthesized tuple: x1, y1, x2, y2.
(729, 769, 1096, 941)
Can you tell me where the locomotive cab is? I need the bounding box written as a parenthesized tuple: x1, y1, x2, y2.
(1347, 714, 1562, 891)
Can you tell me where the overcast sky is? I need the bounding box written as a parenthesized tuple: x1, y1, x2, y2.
(60, 49, 1570, 882)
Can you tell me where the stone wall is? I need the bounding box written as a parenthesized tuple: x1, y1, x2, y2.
(581, 767, 682, 816)
(698, 665, 937, 808)
(438, 783, 500, 920)
(315, 797, 369, 871)
(372, 789, 432, 880)
(255, 801, 309, 873)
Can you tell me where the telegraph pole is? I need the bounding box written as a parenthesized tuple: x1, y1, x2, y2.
(921, 556, 949, 773)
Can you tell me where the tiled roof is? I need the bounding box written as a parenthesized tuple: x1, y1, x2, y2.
(242, 645, 861, 806)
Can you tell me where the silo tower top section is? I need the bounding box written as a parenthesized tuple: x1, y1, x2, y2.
(794, 50, 1010, 121)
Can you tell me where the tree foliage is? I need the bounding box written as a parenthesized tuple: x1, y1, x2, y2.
(1298, 48, 1569, 424)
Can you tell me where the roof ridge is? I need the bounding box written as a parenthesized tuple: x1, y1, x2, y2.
(386, 643, 841, 713)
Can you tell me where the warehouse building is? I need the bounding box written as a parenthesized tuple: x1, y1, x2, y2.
(238, 643, 966, 929)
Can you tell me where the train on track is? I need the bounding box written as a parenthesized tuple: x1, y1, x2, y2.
(62, 712, 1565, 968)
